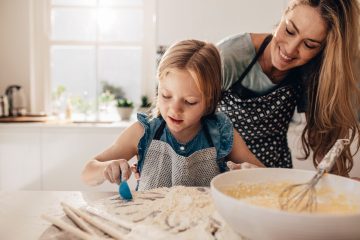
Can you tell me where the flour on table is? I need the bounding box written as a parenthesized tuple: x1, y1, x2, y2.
(91, 186, 240, 239)
(40, 186, 241, 240)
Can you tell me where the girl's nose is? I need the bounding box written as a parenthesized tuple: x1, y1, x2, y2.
(171, 100, 183, 113)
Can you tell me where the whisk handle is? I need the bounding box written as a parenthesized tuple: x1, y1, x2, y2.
(317, 139, 350, 172)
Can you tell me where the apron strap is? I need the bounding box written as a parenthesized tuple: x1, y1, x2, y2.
(154, 120, 166, 140)
(230, 34, 272, 93)
(137, 118, 166, 181)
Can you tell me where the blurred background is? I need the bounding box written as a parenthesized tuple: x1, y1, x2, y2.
(0, 0, 287, 121)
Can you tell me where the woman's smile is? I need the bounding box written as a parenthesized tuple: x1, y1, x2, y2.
(279, 48, 294, 62)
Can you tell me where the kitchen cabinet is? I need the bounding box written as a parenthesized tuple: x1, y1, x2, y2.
(0, 122, 135, 191)
(41, 127, 119, 191)
(0, 126, 41, 190)
(0, 119, 359, 191)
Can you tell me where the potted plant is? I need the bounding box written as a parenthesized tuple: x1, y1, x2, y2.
(138, 95, 152, 114)
(116, 98, 134, 120)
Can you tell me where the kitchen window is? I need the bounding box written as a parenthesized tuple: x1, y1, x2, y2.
(32, 0, 156, 121)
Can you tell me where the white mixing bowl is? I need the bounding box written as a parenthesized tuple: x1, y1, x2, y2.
(210, 168, 360, 240)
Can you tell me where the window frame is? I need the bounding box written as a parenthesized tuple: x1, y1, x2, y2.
(30, 0, 157, 116)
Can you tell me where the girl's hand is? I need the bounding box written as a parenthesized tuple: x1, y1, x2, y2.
(130, 163, 140, 180)
(227, 161, 260, 170)
(103, 159, 131, 185)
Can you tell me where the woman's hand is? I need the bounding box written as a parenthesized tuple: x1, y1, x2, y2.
(103, 159, 131, 185)
(227, 161, 261, 170)
(351, 177, 360, 181)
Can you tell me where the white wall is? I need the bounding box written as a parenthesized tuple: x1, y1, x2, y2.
(0, 0, 31, 110)
(0, 0, 287, 113)
(156, 0, 287, 45)
(0, 0, 359, 112)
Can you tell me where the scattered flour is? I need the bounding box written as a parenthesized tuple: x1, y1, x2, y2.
(41, 186, 241, 240)
(93, 186, 240, 240)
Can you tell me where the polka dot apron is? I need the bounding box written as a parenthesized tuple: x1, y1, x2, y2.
(218, 35, 299, 168)
(137, 121, 225, 191)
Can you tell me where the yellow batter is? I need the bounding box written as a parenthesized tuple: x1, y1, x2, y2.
(221, 182, 360, 214)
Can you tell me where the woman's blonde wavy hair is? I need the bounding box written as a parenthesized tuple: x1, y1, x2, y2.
(154, 39, 222, 117)
(287, 0, 360, 176)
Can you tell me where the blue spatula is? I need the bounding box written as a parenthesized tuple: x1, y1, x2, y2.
(119, 179, 133, 200)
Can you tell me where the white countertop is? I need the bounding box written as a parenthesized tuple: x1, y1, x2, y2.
(0, 191, 115, 239)
(0, 188, 242, 240)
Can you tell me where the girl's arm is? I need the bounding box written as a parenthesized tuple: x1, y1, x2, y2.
(227, 129, 265, 168)
(81, 121, 144, 186)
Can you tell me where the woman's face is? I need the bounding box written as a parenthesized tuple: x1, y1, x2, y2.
(270, 4, 328, 71)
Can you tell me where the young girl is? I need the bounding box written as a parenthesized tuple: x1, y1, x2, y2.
(81, 39, 264, 191)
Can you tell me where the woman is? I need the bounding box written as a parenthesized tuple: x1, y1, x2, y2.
(217, 0, 360, 177)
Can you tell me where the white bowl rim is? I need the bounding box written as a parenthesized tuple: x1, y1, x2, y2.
(210, 168, 360, 218)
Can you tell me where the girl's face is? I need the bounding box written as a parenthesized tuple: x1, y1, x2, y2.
(157, 69, 206, 140)
(270, 4, 327, 71)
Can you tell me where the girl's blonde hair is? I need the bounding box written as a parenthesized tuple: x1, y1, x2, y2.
(287, 0, 360, 176)
(155, 39, 222, 117)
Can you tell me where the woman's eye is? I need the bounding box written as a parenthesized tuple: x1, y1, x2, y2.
(304, 42, 318, 49)
(285, 27, 295, 36)
(162, 94, 170, 99)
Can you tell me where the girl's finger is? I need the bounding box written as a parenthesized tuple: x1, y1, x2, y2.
(119, 159, 131, 180)
(131, 164, 141, 180)
(104, 168, 113, 183)
(130, 163, 140, 180)
(130, 163, 137, 173)
(110, 163, 121, 185)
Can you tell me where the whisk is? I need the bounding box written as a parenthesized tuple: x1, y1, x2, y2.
(279, 139, 350, 212)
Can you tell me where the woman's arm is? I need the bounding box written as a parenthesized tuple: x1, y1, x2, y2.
(227, 129, 265, 168)
(217, 33, 249, 91)
(81, 121, 144, 186)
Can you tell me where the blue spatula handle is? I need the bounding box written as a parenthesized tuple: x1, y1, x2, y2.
(119, 180, 133, 200)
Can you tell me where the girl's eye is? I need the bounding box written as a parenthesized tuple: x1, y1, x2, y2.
(185, 100, 197, 106)
(162, 94, 171, 99)
(285, 27, 295, 36)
